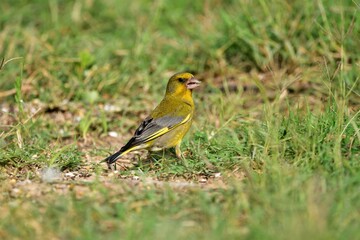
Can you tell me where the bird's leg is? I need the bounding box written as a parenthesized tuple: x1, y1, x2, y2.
(175, 142, 183, 159)
(107, 162, 116, 171)
(175, 142, 189, 168)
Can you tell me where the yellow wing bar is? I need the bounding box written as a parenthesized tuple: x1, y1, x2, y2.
(145, 114, 191, 142)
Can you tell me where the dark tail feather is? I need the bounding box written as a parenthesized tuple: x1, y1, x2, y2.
(103, 138, 136, 168)
(104, 149, 124, 165)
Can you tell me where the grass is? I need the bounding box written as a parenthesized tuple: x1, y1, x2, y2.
(0, 0, 359, 239)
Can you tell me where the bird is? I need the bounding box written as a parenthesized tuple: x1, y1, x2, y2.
(104, 72, 201, 169)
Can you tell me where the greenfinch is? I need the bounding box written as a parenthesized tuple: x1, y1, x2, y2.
(105, 72, 201, 168)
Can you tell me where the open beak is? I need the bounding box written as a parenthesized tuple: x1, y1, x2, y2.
(186, 77, 201, 90)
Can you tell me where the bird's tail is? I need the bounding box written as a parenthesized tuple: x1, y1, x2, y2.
(103, 138, 140, 168)
(103, 144, 136, 168)
(104, 149, 124, 165)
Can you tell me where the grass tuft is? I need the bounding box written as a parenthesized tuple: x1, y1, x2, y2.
(0, 0, 359, 239)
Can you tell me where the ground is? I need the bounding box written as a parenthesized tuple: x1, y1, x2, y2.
(0, 0, 359, 239)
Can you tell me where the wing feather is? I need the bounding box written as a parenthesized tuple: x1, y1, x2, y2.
(120, 114, 191, 152)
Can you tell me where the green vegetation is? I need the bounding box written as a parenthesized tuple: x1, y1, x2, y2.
(0, 0, 359, 239)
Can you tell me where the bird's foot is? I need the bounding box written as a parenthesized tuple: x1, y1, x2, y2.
(107, 162, 117, 171)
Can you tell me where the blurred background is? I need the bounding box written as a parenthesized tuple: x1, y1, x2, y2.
(0, 0, 359, 239)
(1, 0, 358, 104)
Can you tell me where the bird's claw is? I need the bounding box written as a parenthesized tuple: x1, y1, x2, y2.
(107, 162, 117, 171)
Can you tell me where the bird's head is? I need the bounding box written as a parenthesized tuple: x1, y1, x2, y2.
(166, 72, 201, 96)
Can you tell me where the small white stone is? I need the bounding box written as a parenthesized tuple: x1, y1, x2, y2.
(108, 131, 118, 138)
(199, 178, 207, 183)
(214, 172, 221, 178)
(41, 167, 61, 183)
(65, 172, 76, 178)
(132, 176, 140, 181)
(104, 104, 121, 112)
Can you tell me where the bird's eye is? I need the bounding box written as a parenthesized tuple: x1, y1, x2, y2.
(178, 78, 186, 83)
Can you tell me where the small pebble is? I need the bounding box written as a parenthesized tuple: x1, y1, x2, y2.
(104, 104, 121, 112)
(41, 167, 61, 183)
(108, 131, 118, 137)
(199, 178, 207, 183)
(65, 172, 76, 178)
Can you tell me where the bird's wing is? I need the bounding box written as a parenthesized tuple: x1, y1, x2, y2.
(104, 114, 191, 165)
(121, 114, 192, 151)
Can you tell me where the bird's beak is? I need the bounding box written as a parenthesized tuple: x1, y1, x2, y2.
(186, 77, 201, 90)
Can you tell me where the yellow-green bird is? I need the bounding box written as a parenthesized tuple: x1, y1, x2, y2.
(104, 72, 201, 168)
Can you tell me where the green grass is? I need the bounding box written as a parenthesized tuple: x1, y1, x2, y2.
(0, 0, 359, 239)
